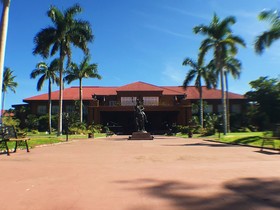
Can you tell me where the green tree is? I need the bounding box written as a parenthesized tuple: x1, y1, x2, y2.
(2, 67, 17, 114)
(0, 0, 11, 118)
(193, 13, 246, 135)
(208, 56, 242, 131)
(245, 76, 280, 130)
(64, 56, 101, 123)
(33, 4, 93, 135)
(224, 57, 241, 132)
(30, 59, 59, 134)
(255, 10, 280, 54)
(182, 58, 215, 128)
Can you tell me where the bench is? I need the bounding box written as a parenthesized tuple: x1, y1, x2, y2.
(260, 136, 280, 152)
(0, 126, 30, 156)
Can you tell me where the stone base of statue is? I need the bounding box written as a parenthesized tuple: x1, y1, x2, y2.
(128, 131, 154, 140)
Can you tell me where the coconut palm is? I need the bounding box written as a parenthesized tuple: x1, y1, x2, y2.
(193, 13, 246, 135)
(64, 56, 101, 123)
(209, 57, 242, 132)
(255, 10, 280, 54)
(182, 58, 215, 128)
(224, 57, 241, 132)
(30, 59, 60, 134)
(0, 0, 11, 117)
(33, 4, 93, 135)
(2, 67, 17, 116)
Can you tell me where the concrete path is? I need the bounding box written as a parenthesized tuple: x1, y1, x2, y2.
(0, 135, 280, 210)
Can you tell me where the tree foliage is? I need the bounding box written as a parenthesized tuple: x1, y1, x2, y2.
(193, 13, 245, 135)
(245, 76, 280, 130)
(33, 4, 93, 136)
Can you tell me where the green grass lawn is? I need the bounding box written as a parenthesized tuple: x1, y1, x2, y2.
(177, 132, 280, 150)
(6, 132, 106, 149)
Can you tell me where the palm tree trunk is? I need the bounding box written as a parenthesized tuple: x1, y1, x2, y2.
(1, 91, 5, 119)
(220, 68, 227, 135)
(57, 54, 64, 136)
(199, 81, 203, 128)
(0, 0, 10, 121)
(48, 79, 52, 134)
(79, 78, 83, 123)
(225, 72, 230, 133)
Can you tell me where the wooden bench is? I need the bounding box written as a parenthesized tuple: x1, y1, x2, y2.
(260, 136, 280, 152)
(0, 126, 30, 156)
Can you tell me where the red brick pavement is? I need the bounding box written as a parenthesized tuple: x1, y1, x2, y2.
(0, 135, 280, 210)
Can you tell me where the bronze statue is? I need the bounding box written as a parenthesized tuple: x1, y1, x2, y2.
(135, 98, 147, 132)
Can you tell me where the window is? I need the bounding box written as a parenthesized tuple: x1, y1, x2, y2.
(37, 105, 47, 114)
(218, 105, 223, 113)
(232, 104, 241, 114)
(143, 97, 159, 106)
(121, 97, 137, 106)
(66, 105, 75, 113)
(52, 105, 59, 114)
(204, 104, 213, 113)
(109, 101, 117, 106)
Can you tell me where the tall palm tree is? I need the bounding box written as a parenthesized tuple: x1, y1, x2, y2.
(30, 59, 60, 134)
(255, 9, 280, 54)
(2, 67, 17, 115)
(224, 57, 241, 132)
(193, 13, 246, 135)
(33, 4, 93, 136)
(64, 56, 101, 123)
(182, 58, 215, 128)
(0, 0, 11, 118)
(208, 56, 242, 132)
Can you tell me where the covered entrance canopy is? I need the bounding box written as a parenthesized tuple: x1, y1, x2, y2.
(100, 110, 180, 134)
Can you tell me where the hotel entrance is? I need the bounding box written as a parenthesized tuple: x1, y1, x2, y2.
(99, 110, 180, 134)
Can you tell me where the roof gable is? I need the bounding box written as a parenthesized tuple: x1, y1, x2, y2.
(116, 81, 164, 92)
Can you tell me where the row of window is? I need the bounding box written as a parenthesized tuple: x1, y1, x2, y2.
(37, 105, 76, 115)
(193, 104, 241, 114)
(37, 99, 241, 114)
(120, 97, 159, 106)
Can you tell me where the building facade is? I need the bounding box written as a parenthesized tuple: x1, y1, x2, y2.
(23, 81, 246, 134)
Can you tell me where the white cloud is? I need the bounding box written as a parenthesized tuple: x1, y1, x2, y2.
(163, 6, 209, 20)
(161, 64, 185, 85)
(144, 24, 191, 39)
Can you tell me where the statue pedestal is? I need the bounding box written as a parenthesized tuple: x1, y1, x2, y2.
(128, 131, 154, 140)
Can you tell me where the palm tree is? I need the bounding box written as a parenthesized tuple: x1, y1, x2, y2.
(208, 56, 242, 132)
(193, 14, 246, 135)
(0, 0, 11, 118)
(30, 59, 60, 134)
(64, 56, 101, 123)
(2, 67, 17, 116)
(33, 4, 93, 136)
(224, 57, 241, 132)
(255, 9, 280, 54)
(182, 58, 215, 128)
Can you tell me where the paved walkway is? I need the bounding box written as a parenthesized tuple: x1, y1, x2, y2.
(0, 135, 280, 210)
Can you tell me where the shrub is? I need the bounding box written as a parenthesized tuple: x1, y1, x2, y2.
(176, 125, 190, 134)
(2, 116, 20, 127)
(31, 129, 39, 134)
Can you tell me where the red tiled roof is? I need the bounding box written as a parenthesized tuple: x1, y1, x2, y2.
(165, 86, 245, 99)
(23, 81, 244, 101)
(116, 81, 164, 92)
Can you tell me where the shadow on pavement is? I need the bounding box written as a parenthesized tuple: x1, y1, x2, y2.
(116, 177, 280, 210)
(161, 142, 238, 148)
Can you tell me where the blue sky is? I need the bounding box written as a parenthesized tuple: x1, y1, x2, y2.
(2, 0, 280, 109)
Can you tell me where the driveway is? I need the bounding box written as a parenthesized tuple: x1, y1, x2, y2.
(0, 135, 280, 210)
